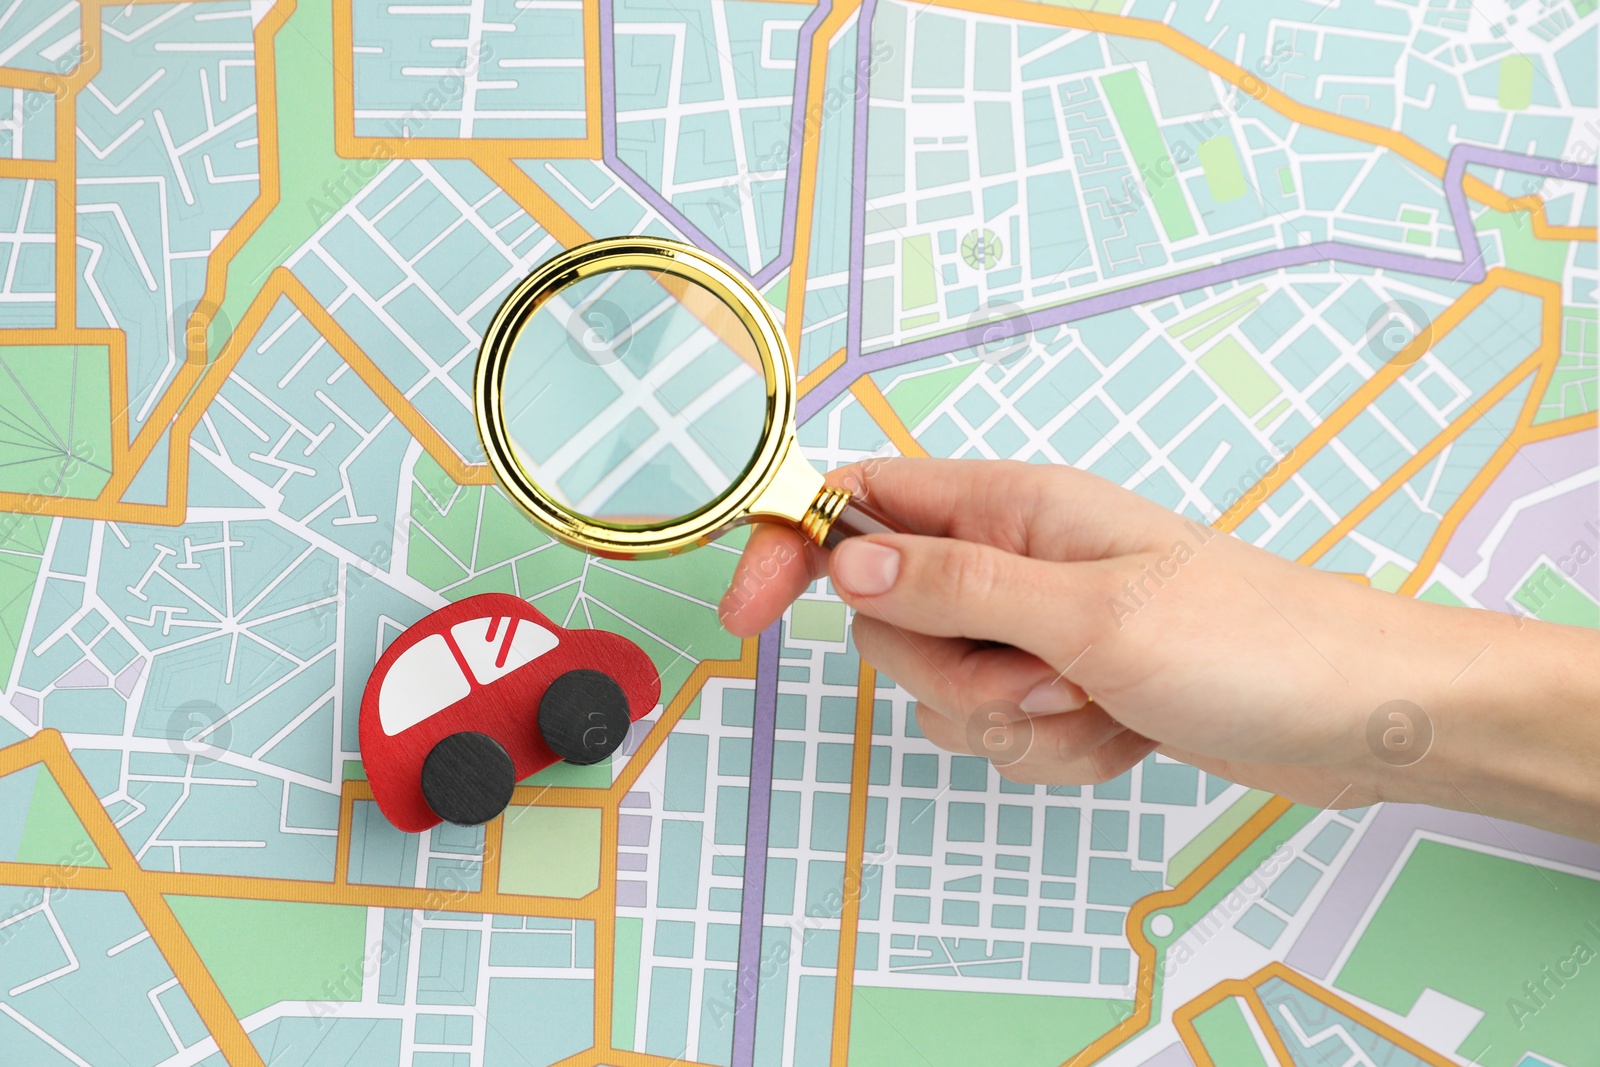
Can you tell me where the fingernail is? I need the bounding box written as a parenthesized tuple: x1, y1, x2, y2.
(833, 539, 899, 596)
(1021, 680, 1076, 715)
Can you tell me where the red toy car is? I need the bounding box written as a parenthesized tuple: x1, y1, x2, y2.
(359, 593, 660, 831)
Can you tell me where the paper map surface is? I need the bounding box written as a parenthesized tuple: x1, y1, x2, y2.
(0, 1, 1596, 1065)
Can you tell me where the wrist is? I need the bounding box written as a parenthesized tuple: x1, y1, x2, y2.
(1382, 602, 1600, 841)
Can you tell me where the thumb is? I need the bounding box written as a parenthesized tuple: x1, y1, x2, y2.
(829, 534, 1108, 658)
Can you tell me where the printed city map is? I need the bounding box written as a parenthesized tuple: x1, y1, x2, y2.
(0, 0, 1596, 1065)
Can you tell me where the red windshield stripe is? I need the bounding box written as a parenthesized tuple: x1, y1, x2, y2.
(495, 616, 520, 669)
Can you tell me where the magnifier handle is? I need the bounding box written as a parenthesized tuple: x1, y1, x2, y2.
(822, 496, 907, 549)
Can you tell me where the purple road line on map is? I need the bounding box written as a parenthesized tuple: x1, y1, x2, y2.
(1444, 144, 1599, 287)
(1285, 804, 1600, 981)
(597, 1, 618, 154)
(1453, 143, 1599, 185)
(597, 0, 733, 268)
(752, 0, 835, 289)
(599, 0, 833, 284)
(799, 240, 1473, 421)
(797, 143, 1599, 423)
(843, 0, 880, 362)
(731, 625, 780, 1067)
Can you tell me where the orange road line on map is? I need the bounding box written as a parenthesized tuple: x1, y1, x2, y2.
(0, 326, 129, 466)
(1173, 965, 1458, 1067)
(15, 0, 1588, 534)
(828, 659, 878, 1066)
(543, 1051, 594, 1067)
(40, 0, 599, 527)
(333, 782, 359, 884)
(602, 1053, 724, 1067)
(0, 731, 605, 902)
(1170, 981, 1265, 1067)
(338, 641, 757, 1067)
(456, 161, 764, 374)
(1, 15, 301, 1057)
(934, 0, 1586, 237)
(6, 9, 1587, 1067)
(0, 67, 54, 91)
(0, 730, 264, 1067)
(1504, 195, 1599, 243)
(1060, 796, 1295, 1066)
(509, 784, 620, 809)
(477, 151, 787, 369)
(588, 803, 618, 1055)
(60, 0, 288, 334)
(849, 375, 929, 458)
(611, 638, 760, 799)
(48, 2, 101, 331)
(782, 0, 863, 357)
(129, 889, 264, 1067)
(1114, 273, 1566, 1065)
(97, 266, 498, 521)
(0, 853, 605, 918)
(100, 0, 295, 505)
(329, 0, 602, 162)
(1396, 275, 1565, 596)
(1214, 271, 1509, 533)
(1398, 425, 1558, 599)
(480, 805, 506, 889)
(0, 158, 58, 180)
(0, 657, 763, 1062)
(799, 347, 847, 394)
(1253, 963, 1455, 1066)
(552, 1051, 719, 1067)
(477, 155, 594, 249)
(1297, 352, 1544, 567)
(1240, 986, 1298, 1067)
(341, 776, 612, 816)
(1298, 270, 1579, 575)
(579, 0, 602, 154)
(1523, 410, 1599, 441)
(592, 640, 756, 1065)
(1170, 982, 1296, 1067)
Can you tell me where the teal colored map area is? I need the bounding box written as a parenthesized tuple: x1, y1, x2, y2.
(0, 1, 1595, 1066)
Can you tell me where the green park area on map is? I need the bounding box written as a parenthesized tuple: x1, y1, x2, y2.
(0, 1, 1594, 1065)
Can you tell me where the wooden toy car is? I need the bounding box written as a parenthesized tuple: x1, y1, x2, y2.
(358, 593, 660, 831)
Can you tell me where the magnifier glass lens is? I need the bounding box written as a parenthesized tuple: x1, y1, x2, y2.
(502, 269, 768, 525)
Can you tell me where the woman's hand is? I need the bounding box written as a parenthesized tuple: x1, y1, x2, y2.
(719, 459, 1600, 842)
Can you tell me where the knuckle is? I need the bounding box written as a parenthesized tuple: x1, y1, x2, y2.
(1082, 738, 1131, 785)
(850, 616, 885, 659)
(945, 646, 989, 705)
(940, 543, 1000, 607)
(1050, 720, 1084, 769)
(913, 702, 957, 747)
(1081, 564, 1126, 631)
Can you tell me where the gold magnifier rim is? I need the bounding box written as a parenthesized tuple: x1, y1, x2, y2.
(475, 236, 802, 558)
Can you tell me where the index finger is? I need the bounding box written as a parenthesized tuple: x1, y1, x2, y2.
(717, 522, 824, 637)
(716, 461, 872, 637)
(838, 457, 1186, 560)
(716, 455, 1184, 638)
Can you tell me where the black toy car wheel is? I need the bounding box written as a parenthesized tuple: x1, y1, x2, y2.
(421, 731, 516, 826)
(539, 669, 631, 766)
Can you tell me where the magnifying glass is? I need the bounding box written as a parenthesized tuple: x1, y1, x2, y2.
(474, 237, 902, 560)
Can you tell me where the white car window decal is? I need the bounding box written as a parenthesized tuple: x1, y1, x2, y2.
(451, 615, 559, 687)
(379, 633, 471, 736)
